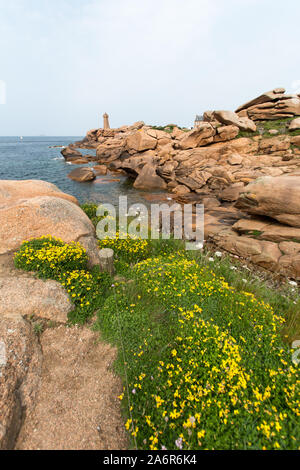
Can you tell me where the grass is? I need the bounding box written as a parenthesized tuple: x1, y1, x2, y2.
(148, 117, 300, 140)
(237, 116, 300, 139)
(151, 125, 191, 133)
(187, 250, 300, 344)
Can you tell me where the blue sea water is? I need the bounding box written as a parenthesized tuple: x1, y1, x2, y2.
(0, 136, 162, 206)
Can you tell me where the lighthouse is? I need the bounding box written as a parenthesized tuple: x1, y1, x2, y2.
(103, 112, 110, 130)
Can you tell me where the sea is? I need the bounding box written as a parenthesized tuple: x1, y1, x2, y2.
(0, 136, 166, 207)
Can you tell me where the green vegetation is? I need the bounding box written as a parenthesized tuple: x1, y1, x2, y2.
(14, 235, 111, 324)
(151, 124, 190, 133)
(33, 322, 44, 336)
(14, 235, 88, 278)
(15, 205, 300, 450)
(237, 116, 300, 139)
(95, 249, 300, 450)
(80, 202, 102, 227)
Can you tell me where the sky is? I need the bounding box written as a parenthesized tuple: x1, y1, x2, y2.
(0, 0, 299, 135)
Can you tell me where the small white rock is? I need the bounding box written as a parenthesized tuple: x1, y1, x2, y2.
(289, 281, 298, 287)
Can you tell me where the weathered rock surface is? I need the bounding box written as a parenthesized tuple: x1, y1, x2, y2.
(178, 123, 216, 149)
(0, 180, 100, 267)
(93, 165, 108, 175)
(133, 163, 167, 190)
(235, 175, 300, 227)
(16, 326, 127, 450)
(0, 180, 78, 208)
(0, 278, 72, 323)
(0, 313, 42, 450)
(61, 146, 83, 161)
(233, 218, 300, 243)
(126, 129, 157, 153)
(213, 110, 257, 132)
(236, 88, 287, 113)
(289, 117, 300, 130)
(214, 125, 240, 142)
(236, 87, 300, 120)
(68, 167, 96, 182)
(70, 158, 89, 165)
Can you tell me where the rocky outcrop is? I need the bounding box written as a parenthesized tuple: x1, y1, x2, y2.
(0, 180, 78, 207)
(133, 163, 167, 191)
(0, 180, 100, 267)
(289, 117, 300, 130)
(93, 165, 108, 175)
(236, 87, 300, 120)
(0, 278, 73, 323)
(235, 175, 300, 227)
(64, 88, 300, 278)
(212, 111, 257, 132)
(61, 146, 83, 161)
(206, 174, 300, 279)
(177, 123, 216, 149)
(126, 129, 158, 153)
(68, 167, 96, 182)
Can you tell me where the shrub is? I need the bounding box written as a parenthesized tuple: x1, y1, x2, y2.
(98, 232, 150, 264)
(14, 235, 88, 278)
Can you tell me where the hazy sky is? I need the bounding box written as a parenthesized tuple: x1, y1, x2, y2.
(0, 0, 299, 135)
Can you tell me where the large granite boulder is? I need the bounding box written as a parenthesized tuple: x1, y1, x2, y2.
(0, 180, 100, 266)
(214, 125, 240, 142)
(235, 175, 300, 227)
(178, 123, 216, 150)
(213, 110, 257, 132)
(0, 278, 73, 323)
(61, 146, 83, 161)
(236, 88, 286, 113)
(236, 88, 300, 120)
(289, 118, 300, 131)
(133, 163, 167, 190)
(0, 180, 78, 208)
(126, 129, 157, 153)
(68, 167, 96, 182)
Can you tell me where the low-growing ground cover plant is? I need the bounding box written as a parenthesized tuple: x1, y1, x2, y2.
(14, 235, 88, 277)
(14, 235, 111, 323)
(98, 231, 151, 265)
(96, 253, 300, 450)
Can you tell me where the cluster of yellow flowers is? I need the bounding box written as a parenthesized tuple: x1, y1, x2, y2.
(14, 235, 87, 275)
(58, 270, 94, 308)
(14, 235, 108, 323)
(117, 255, 300, 450)
(98, 231, 150, 262)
